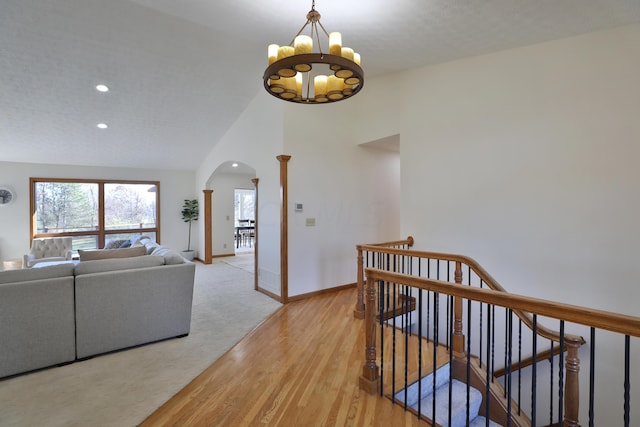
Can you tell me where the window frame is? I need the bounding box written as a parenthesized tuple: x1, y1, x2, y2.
(29, 177, 161, 249)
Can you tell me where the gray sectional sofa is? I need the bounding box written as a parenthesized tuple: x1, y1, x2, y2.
(0, 243, 195, 379)
(0, 263, 76, 379)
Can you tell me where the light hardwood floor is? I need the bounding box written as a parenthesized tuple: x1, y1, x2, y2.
(141, 288, 435, 426)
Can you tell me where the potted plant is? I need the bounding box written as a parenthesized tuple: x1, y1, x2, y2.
(181, 199, 199, 261)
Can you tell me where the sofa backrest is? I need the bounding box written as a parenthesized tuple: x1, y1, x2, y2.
(0, 263, 75, 284)
(74, 255, 166, 276)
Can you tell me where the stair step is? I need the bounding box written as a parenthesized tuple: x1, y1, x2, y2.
(394, 363, 502, 427)
(394, 363, 451, 407)
(470, 415, 502, 427)
(415, 379, 482, 427)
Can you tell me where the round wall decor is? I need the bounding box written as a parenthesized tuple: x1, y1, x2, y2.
(0, 187, 16, 206)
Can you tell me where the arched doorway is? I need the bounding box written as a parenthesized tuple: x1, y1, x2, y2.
(205, 161, 258, 286)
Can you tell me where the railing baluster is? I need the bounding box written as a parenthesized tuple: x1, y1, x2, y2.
(559, 321, 565, 425)
(491, 305, 496, 383)
(518, 318, 522, 415)
(418, 285, 423, 421)
(426, 258, 431, 343)
(549, 340, 554, 425)
(448, 299, 454, 427)
(432, 291, 439, 425)
(477, 270, 484, 368)
(624, 334, 630, 427)
(446, 261, 451, 350)
(486, 303, 492, 425)
(532, 315, 537, 426)
(379, 279, 384, 396)
(392, 281, 397, 400)
(589, 327, 595, 427)
(466, 297, 472, 425)
(403, 282, 408, 410)
(504, 309, 509, 395)
(507, 309, 513, 426)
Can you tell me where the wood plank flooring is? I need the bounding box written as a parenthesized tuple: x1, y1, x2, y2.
(141, 288, 438, 426)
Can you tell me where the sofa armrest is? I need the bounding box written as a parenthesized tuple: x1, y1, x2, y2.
(23, 253, 35, 268)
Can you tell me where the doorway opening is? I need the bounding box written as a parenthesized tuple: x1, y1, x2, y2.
(234, 188, 255, 254)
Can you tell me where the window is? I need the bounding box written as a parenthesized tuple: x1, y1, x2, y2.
(234, 189, 255, 225)
(30, 178, 159, 250)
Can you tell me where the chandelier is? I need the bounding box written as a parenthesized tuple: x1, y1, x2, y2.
(263, 0, 364, 104)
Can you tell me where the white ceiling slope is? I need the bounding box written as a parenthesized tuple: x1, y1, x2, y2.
(1, 0, 639, 171)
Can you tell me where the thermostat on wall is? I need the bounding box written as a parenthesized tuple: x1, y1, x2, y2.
(295, 202, 303, 212)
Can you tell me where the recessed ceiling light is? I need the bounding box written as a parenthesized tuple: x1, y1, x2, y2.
(96, 84, 109, 92)
(97, 123, 108, 129)
(232, 163, 238, 167)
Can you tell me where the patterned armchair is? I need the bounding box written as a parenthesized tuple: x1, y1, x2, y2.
(23, 237, 73, 268)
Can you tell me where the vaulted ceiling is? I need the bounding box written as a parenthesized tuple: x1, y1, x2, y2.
(2, 0, 639, 170)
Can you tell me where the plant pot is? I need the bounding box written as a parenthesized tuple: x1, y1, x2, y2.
(181, 250, 196, 261)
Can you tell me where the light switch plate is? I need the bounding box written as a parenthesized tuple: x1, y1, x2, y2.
(305, 218, 316, 227)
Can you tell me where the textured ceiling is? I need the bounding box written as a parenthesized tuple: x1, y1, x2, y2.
(1, 0, 639, 171)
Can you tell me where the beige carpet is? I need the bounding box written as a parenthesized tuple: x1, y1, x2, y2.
(0, 259, 281, 427)
(220, 251, 254, 273)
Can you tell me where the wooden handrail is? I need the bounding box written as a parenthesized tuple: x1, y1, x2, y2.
(494, 346, 563, 378)
(354, 246, 585, 346)
(365, 268, 640, 338)
(356, 236, 414, 250)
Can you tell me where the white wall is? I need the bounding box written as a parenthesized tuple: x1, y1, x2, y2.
(283, 101, 401, 296)
(0, 161, 195, 262)
(400, 24, 640, 311)
(353, 23, 640, 423)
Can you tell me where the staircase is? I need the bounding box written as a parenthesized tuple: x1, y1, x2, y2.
(394, 364, 501, 427)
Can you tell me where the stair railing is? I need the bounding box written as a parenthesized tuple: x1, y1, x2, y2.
(354, 236, 414, 319)
(360, 268, 640, 426)
(354, 244, 581, 358)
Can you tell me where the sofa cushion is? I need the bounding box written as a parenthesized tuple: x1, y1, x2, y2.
(150, 246, 185, 265)
(77, 246, 146, 261)
(74, 255, 165, 276)
(0, 263, 75, 284)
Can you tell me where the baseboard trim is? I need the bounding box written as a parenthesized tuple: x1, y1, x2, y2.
(257, 286, 282, 303)
(211, 253, 236, 259)
(288, 282, 357, 302)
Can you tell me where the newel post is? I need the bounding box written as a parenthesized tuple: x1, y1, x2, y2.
(563, 338, 582, 427)
(354, 246, 365, 319)
(359, 275, 380, 394)
(452, 261, 465, 355)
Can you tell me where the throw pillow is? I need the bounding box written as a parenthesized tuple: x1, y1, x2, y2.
(104, 239, 129, 249)
(78, 246, 146, 261)
(150, 246, 185, 265)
